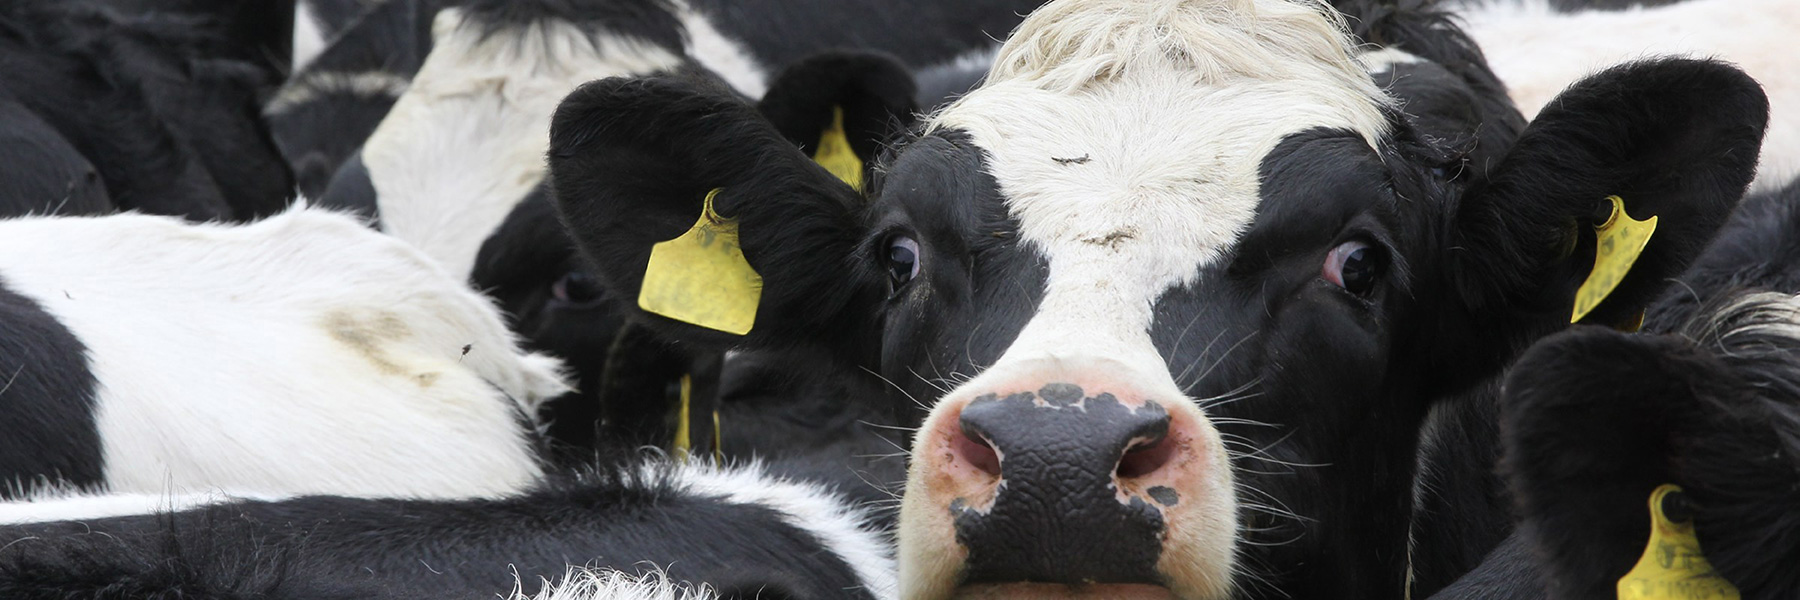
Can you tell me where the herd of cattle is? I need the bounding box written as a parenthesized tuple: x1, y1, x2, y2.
(0, 0, 1794, 598)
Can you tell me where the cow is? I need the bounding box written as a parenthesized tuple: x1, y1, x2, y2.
(269, 0, 439, 203)
(0, 459, 898, 600)
(0, 0, 294, 221)
(1500, 288, 1800, 600)
(0, 206, 567, 500)
(547, 0, 1768, 597)
(1419, 175, 1800, 600)
(1456, 0, 1800, 192)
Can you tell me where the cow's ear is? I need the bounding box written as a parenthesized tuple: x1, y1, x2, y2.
(1436, 58, 1767, 378)
(549, 75, 875, 355)
(1499, 327, 1716, 600)
(756, 51, 918, 189)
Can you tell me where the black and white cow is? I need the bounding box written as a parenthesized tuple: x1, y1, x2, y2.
(1456, 0, 1799, 192)
(269, 0, 439, 202)
(1424, 176, 1800, 600)
(547, 0, 1768, 597)
(0, 0, 294, 221)
(0, 459, 897, 600)
(0, 207, 567, 499)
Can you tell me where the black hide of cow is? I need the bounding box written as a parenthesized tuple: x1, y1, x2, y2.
(0, 0, 293, 221)
(0, 462, 880, 600)
(1424, 178, 1800, 600)
(473, 50, 919, 469)
(551, 23, 1764, 600)
(273, 0, 440, 203)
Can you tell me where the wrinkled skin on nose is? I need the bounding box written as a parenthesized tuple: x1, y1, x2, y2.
(954, 383, 1175, 586)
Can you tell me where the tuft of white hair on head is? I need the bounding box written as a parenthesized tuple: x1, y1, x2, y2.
(934, 0, 1393, 143)
(509, 567, 717, 600)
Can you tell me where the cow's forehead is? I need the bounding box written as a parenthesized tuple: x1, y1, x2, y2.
(916, 0, 1391, 365)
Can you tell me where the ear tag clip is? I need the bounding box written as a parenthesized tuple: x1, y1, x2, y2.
(638, 189, 762, 335)
(812, 106, 864, 190)
(672, 374, 694, 462)
(1572, 195, 1657, 323)
(1618, 485, 1739, 600)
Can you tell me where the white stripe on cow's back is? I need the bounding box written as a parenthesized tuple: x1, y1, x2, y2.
(674, 1, 769, 99)
(264, 70, 414, 115)
(362, 7, 687, 279)
(929, 0, 1391, 369)
(0, 488, 293, 526)
(1458, 0, 1800, 192)
(510, 568, 719, 600)
(669, 462, 899, 600)
(0, 206, 569, 499)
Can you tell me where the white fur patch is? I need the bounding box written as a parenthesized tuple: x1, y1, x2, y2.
(1458, 0, 1800, 191)
(362, 8, 687, 279)
(1357, 47, 1426, 75)
(265, 71, 414, 115)
(670, 462, 898, 600)
(931, 0, 1389, 371)
(292, 1, 328, 73)
(0, 207, 569, 499)
(0, 489, 291, 525)
(511, 568, 718, 600)
(674, 2, 769, 99)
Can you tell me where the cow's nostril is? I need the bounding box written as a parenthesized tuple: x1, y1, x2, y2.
(1117, 435, 1175, 479)
(953, 428, 1002, 478)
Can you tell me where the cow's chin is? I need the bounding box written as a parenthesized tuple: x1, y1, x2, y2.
(951, 583, 1181, 599)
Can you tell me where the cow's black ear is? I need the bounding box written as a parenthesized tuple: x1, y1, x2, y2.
(1499, 327, 1718, 600)
(1437, 58, 1767, 377)
(756, 51, 919, 187)
(549, 75, 875, 355)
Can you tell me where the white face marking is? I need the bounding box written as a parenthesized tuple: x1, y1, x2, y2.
(901, 2, 1393, 598)
(363, 8, 686, 278)
(0, 207, 569, 499)
(1459, 0, 1800, 191)
(931, 0, 1391, 376)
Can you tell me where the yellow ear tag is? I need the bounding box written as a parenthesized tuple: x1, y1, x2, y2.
(638, 189, 762, 335)
(812, 106, 863, 190)
(1618, 485, 1740, 600)
(1572, 196, 1658, 323)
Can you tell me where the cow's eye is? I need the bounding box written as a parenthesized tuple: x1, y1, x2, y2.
(886, 236, 921, 289)
(551, 270, 605, 307)
(1322, 240, 1385, 296)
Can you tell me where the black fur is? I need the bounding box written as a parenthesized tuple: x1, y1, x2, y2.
(688, 0, 1045, 69)
(0, 461, 880, 600)
(271, 0, 441, 200)
(0, 278, 103, 498)
(1502, 289, 1800, 600)
(0, 0, 293, 220)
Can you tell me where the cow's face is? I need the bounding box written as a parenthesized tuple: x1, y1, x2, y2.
(549, 0, 1765, 597)
(879, 3, 1403, 596)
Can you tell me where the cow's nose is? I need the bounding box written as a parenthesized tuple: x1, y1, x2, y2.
(944, 382, 1185, 586)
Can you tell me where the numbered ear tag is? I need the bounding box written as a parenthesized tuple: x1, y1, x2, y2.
(1618, 485, 1739, 600)
(812, 106, 864, 190)
(1572, 196, 1658, 323)
(638, 189, 762, 335)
